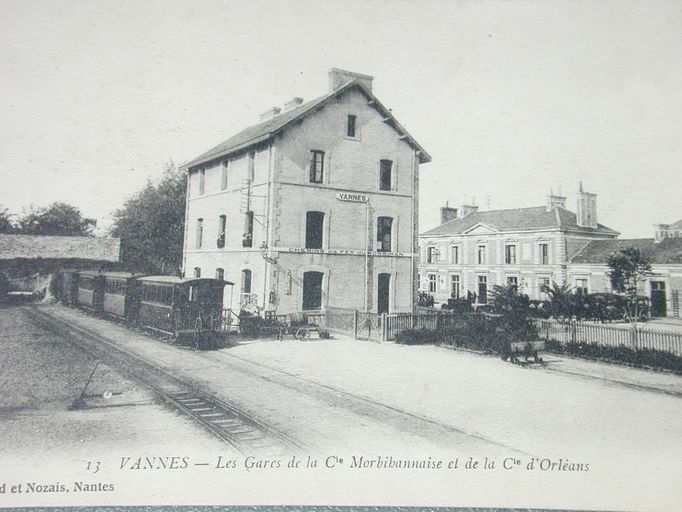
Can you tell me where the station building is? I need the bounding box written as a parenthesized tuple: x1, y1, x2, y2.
(567, 228, 682, 318)
(418, 185, 619, 305)
(182, 69, 430, 314)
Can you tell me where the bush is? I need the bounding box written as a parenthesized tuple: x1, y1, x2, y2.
(545, 339, 682, 373)
(395, 328, 436, 345)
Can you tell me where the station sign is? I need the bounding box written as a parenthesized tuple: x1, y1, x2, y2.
(272, 247, 415, 258)
(336, 192, 368, 203)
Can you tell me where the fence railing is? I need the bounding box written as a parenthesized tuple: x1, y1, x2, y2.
(535, 319, 682, 357)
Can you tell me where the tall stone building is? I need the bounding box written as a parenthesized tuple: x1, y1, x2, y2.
(182, 69, 430, 314)
(418, 185, 619, 305)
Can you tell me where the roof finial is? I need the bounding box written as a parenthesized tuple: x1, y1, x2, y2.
(550, 187, 554, 196)
(579, 181, 584, 193)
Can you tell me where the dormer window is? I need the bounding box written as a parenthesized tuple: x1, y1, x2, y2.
(347, 115, 357, 137)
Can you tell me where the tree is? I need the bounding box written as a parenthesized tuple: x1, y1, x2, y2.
(607, 247, 652, 321)
(546, 282, 574, 321)
(110, 161, 186, 275)
(490, 284, 538, 342)
(0, 206, 17, 233)
(18, 202, 96, 236)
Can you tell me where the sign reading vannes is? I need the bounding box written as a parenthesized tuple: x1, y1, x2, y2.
(336, 192, 368, 203)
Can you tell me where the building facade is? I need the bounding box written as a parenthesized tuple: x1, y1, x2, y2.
(182, 69, 430, 314)
(568, 235, 682, 318)
(418, 186, 619, 305)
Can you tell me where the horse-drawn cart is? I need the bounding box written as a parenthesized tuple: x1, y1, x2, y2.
(502, 340, 545, 365)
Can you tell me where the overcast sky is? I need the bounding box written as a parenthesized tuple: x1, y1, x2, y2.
(1, 0, 680, 238)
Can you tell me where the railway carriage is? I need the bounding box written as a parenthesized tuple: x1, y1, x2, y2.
(77, 271, 105, 312)
(101, 272, 145, 323)
(137, 276, 230, 338)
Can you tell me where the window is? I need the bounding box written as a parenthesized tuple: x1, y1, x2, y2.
(507, 276, 518, 291)
(477, 245, 487, 264)
(221, 160, 228, 190)
(505, 244, 517, 264)
(478, 275, 488, 304)
(451, 274, 460, 298)
(347, 115, 357, 137)
(243, 211, 253, 248)
(379, 159, 392, 191)
(427, 246, 438, 263)
(142, 284, 173, 305)
(105, 279, 126, 296)
(539, 243, 549, 265)
(241, 269, 252, 293)
(539, 277, 551, 300)
(376, 216, 393, 252)
(575, 278, 588, 295)
(193, 267, 201, 278)
(428, 274, 437, 293)
(305, 211, 324, 249)
(198, 169, 205, 195)
(217, 215, 226, 248)
(215, 268, 224, 281)
(310, 150, 324, 183)
(451, 245, 459, 264)
(195, 218, 203, 249)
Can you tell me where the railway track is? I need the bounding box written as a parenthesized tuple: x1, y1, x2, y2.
(23, 306, 302, 456)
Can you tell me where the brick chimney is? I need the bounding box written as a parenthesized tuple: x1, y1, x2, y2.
(546, 189, 567, 212)
(440, 202, 458, 224)
(576, 182, 598, 229)
(260, 107, 281, 121)
(283, 97, 303, 112)
(329, 68, 374, 93)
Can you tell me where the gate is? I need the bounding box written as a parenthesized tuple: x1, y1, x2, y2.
(356, 312, 382, 342)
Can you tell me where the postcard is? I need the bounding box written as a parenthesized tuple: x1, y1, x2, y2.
(1, 1, 681, 511)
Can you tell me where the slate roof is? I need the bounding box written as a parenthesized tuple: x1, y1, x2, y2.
(570, 238, 682, 265)
(184, 80, 431, 169)
(0, 234, 120, 262)
(421, 206, 619, 236)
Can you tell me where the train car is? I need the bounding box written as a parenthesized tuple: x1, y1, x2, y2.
(60, 270, 80, 305)
(101, 272, 145, 323)
(77, 270, 105, 312)
(137, 276, 231, 338)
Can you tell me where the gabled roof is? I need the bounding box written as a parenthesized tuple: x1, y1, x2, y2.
(421, 206, 619, 237)
(570, 238, 682, 265)
(0, 234, 120, 262)
(184, 80, 431, 169)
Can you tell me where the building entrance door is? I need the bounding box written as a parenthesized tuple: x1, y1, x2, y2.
(302, 271, 323, 311)
(378, 273, 390, 314)
(650, 281, 667, 317)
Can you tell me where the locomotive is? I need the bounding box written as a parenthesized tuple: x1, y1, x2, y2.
(55, 269, 232, 347)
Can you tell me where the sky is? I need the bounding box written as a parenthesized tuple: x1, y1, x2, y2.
(0, 0, 680, 238)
